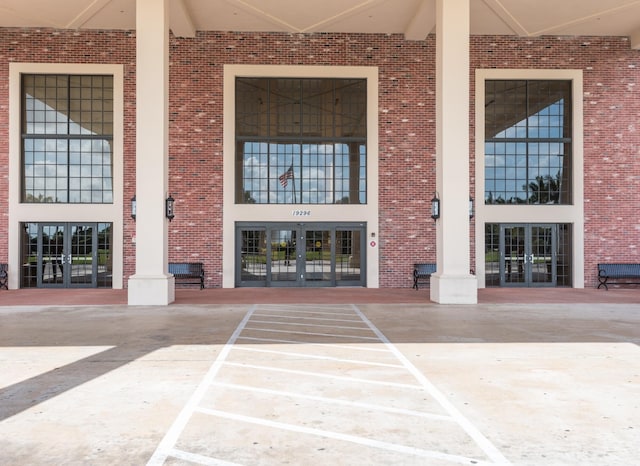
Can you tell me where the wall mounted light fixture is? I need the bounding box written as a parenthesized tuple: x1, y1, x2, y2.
(431, 193, 440, 221)
(469, 196, 474, 219)
(131, 195, 136, 221)
(165, 194, 175, 221)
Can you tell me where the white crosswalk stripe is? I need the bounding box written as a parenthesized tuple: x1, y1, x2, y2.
(148, 304, 510, 465)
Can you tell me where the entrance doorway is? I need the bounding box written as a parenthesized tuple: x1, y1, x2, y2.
(501, 224, 556, 287)
(236, 222, 365, 287)
(21, 222, 113, 288)
(485, 223, 572, 287)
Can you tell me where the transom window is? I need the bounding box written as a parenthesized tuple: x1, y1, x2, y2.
(235, 78, 367, 204)
(21, 74, 114, 203)
(485, 80, 572, 205)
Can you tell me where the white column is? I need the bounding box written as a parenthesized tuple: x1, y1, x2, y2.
(430, 0, 477, 304)
(128, 0, 175, 305)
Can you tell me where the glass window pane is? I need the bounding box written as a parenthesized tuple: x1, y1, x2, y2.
(236, 78, 367, 205)
(485, 79, 572, 205)
(21, 74, 113, 204)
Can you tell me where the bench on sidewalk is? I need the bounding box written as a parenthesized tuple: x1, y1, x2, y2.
(597, 263, 640, 290)
(169, 262, 205, 289)
(413, 263, 436, 290)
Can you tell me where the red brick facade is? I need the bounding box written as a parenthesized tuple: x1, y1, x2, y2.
(1, 29, 638, 288)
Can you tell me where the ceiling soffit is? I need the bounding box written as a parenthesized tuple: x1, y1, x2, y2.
(1, 0, 640, 48)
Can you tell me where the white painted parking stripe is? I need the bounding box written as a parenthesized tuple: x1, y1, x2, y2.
(196, 407, 495, 466)
(231, 345, 405, 368)
(260, 305, 354, 316)
(211, 381, 455, 421)
(236, 335, 391, 352)
(243, 326, 379, 340)
(223, 361, 424, 389)
(149, 303, 510, 465)
(350, 304, 511, 465)
(249, 319, 370, 331)
(169, 448, 242, 466)
(252, 312, 363, 323)
(146, 305, 257, 466)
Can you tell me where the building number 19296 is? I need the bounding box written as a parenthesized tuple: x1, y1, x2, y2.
(291, 210, 311, 217)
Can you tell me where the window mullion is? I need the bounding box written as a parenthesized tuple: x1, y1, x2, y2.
(67, 77, 71, 204)
(525, 81, 530, 204)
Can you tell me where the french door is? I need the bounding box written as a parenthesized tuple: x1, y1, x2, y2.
(236, 222, 365, 287)
(500, 224, 557, 287)
(21, 222, 113, 288)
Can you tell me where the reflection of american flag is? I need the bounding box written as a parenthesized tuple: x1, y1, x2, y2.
(279, 165, 294, 188)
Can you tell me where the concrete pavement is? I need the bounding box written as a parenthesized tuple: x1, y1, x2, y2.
(0, 296, 639, 465)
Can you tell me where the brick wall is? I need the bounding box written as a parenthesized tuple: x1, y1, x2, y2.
(0, 29, 638, 288)
(166, 31, 437, 288)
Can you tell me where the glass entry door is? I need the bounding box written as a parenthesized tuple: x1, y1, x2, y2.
(21, 222, 113, 288)
(500, 224, 556, 287)
(237, 222, 365, 287)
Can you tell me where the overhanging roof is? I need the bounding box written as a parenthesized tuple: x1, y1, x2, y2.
(2, 0, 640, 48)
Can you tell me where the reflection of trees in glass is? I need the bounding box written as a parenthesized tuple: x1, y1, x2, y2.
(486, 171, 561, 205)
(485, 192, 526, 204)
(484, 79, 571, 206)
(24, 193, 55, 203)
(524, 172, 560, 204)
(243, 190, 256, 204)
(236, 78, 366, 205)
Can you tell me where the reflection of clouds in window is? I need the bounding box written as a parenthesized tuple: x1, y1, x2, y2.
(485, 80, 571, 205)
(235, 77, 367, 205)
(22, 75, 114, 204)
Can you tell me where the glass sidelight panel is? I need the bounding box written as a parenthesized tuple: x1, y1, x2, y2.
(484, 224, 500, 287)
(336, 230, 362, 282)
(240, 230, 267, 283)
(96, 223, 113, 288)
(21, 223, 38, 287)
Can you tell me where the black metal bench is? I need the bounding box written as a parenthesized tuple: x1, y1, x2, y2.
(0, 263, 7, 290)
(169, 262, 205, 289)
(597, 263, 640, 290)
(413, 263, 436, 290)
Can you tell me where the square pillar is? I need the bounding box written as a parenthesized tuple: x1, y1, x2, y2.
(430, 0, 477, 304)
(128, 0, 175, 305)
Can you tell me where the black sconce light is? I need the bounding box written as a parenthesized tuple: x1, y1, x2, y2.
(430, 192, 440, 221)
(165, 194, 175, 221)
(469, 196, 474, 219)
(131, 195, 137, 221)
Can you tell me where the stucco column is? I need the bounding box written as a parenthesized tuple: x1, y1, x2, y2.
(128, 0, 175, 305)
(430, 0, 477, 304)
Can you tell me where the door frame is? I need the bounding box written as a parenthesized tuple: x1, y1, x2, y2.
(499, 223, 557, 287)
(236, 222, 366, 287)
(24, 222, 110, 289)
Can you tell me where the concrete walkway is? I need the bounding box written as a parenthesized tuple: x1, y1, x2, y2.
(0, 290, 639, 465)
